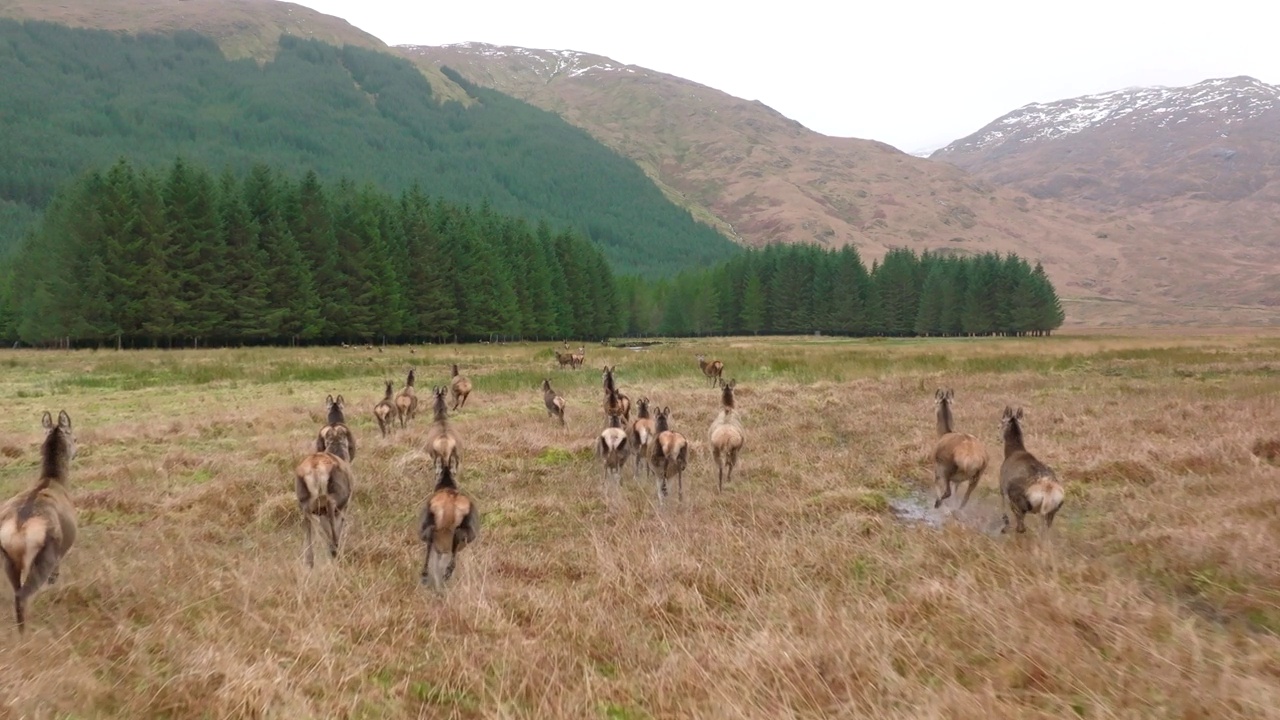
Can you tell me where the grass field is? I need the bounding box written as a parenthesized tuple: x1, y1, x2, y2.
(1, 333, 1280, 719)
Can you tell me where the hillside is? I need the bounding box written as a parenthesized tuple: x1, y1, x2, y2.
(0, 20, 738, 276)
(932, 76, 1280, 310)
(401, 45, 1280, 324)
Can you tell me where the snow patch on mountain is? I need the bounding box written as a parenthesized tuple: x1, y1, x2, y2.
(415, 42, 637, 81)
(939, 76, 1280, 153)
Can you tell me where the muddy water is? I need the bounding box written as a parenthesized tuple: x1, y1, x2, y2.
(888, 478, 1006, 536)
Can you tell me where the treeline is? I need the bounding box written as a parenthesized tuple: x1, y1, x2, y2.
(617, 244, 1065, 337)
(0, 158, 622, 347)
(0, 20, 738, 274)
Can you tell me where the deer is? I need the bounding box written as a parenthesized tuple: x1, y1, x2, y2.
(315, 394, 357, 463)
(450, 364, 472, 411)
(554, 348, 576, 370)
(709, 379, 745, 493)
(570, 345, 586, 370)
(629, 397, 656, 479)
(395, 368, 419, 429)
(602, 365, 630, 422)
(0, 411, 77, 634)
(697, 355, 725, 387)
(542, 379, 566, 427)
(998, 406, 1066, 534)
(648, 405, 690, 503)
(373, 381, 395, 438)
(931, 388, 989, 510)
(426, 387, 461, 474)
(596, 414, 630, 492)
(419, 462, 479, 591)
(295, 424, 354, 568)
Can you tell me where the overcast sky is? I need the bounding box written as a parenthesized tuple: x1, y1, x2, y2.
(291, 0, 1280, 154)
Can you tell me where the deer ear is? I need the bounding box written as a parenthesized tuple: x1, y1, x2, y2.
(336, 395, 345, 405)
(1015, 407, 1024, 419)
(326, 394, 334, 405)
(42, 411, 53, 429)
(59, 410, 71, 430)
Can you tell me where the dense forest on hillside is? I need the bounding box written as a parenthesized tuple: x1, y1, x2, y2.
(0, 19, 738, 275)
(617, 245, 1065, 338)
(0, 158, 1065, 346)
(0, 158, 622, 346)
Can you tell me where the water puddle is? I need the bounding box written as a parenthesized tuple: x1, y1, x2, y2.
(887, 477, 1005, 536)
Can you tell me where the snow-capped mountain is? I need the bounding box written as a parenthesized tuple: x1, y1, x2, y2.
(400, 42, 639, 83)
(937, 77, 1279, 153)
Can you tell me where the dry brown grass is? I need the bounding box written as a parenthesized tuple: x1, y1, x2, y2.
(0, 334, 1279, 718)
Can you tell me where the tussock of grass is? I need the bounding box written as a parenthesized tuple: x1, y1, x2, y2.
(0, 334, 1279, 716)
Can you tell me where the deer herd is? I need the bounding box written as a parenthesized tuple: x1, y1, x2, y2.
(0, 344, 1067, 633)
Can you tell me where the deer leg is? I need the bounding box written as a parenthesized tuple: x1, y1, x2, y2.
(2, 555, 18, 596)
(959, 473, 980, 510)
(933, 464, 952, 509)
(678, 471, 684, 502)
(420, 547, 433, 586)
(1044, 504, 1061, 530)
(303, 514, 315, 568)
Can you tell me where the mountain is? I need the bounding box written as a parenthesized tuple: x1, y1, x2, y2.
(0, 19, 738, 276)
(931, 77, 1280, 311)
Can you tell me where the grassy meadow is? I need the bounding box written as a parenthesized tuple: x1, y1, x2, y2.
(1, 333, 1280, 718)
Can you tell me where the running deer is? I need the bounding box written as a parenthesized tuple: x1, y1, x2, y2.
(316, 394, 357, 462)
(295, 424, 354, 568)
(420, 463, 480, 591)
(426, 387, 462, 474)
(709, 379, 745, 492)
(697, 355, 725, 387)
(395, 368, 419, 429)
(374, 381, 395, 438)
(999, 406, 1066, 534)
(602, 365, 631, 422)
(596, 414, 630, 491)
(931, 388, 989, 510)
(450, 364, 472, 411)
(0, 411, 77, 633)
(648, 406, 690, 502)
(629, 397, 656, 479)
(542, 379, 566, 427)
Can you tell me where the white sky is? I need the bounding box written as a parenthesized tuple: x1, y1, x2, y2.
(290, 0, 1280, 154)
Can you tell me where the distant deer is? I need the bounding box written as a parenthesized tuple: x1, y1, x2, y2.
(697, 355, 724, 387)
(450, 364, 472, 411)
(554, 348, 575, 370)
(542, 379, 567, 427)
(648, 406, 689, 503)
(601, 365, 631, 422)
(0, 411, 77, 633)
(395, 368, 419, 429)
(999, 406, 1065, 534)
(295, 424, 354, 568)
(426, 387, 461, 474)
(629, 397, 656, 479)
(570, 345, 586, 370)
(420, 462, 479, 591)
(373, 381, 395, 438)
(316, 394, 357, 463)
(709, 379, 745, 493)
(931, 388, 989, 510)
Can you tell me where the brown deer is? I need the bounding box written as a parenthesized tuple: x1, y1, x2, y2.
(931, 388, 989, 510)
(570, 345, 586, 370)
(426, 387, 461, 474)
(648, 406, 690, 503)
(420, 463, 480, 591)
(295, 424, 354, 568)
(697, 355, 724, 387)
(0, 411, 77, 633)
(629, 397, 656, 479)
(554, 348, 576, 370)
(542, 379, 567, 427)
(450, 364, 472, 411)
(999, 406, 1066, 534)
(373, 381, 395, 438)
(597, 414, 630, 492)
(316, 394, 357, 462)
(395, 368, 419, 429)
(709, 379, 745, 493)
(601, 365, 631, 422)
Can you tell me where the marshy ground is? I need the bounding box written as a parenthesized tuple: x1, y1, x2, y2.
(1, 332, 1279, 718)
